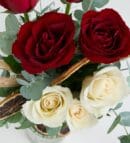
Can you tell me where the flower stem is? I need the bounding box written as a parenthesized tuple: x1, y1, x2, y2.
(87, 0, 94, 11)
(65, 3, 71, 15)
(23, 13, 30, 22)
(112, 110, 129, 135)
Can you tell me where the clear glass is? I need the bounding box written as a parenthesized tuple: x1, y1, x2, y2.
(25, 129, 64, 143)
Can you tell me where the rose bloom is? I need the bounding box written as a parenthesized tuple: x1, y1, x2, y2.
(22, 86, 73, 128)
(0, 0, 38, 13)
(67, 99, 97, 131)
(80, 66, 128, 117)
(80, 9, 130, 64)
(12, 12, 75, 74)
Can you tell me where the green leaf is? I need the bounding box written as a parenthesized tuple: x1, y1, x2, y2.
(114, 103, 123, 110)
(16, 117, 33, 129)
(60, 0, 67, 4)
(82, 0, 90, 11)
(0, 14, 19, 56)
(107, 115, 121, 134)
(92, 0, 109, 8)
(5, 14, 19, 34)
(7, 112, 22, 123)
(3, 55, 22, 73)
(0, 32, 16, 56)
(16, 78, 29, 86)
(20, 78, 51, 100)
(120, 112, 130, 126)
(21, 71, 35, 82)
(0, 120, 7, 127)
(0, 87, 18, 97)
(119, 135, 130, 143)
(46, 126, 61, 137)
(74, 10, 84, 21)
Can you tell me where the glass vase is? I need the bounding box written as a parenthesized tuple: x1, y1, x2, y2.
(25, 125, 69, 143)
(25, 129, 64, 143)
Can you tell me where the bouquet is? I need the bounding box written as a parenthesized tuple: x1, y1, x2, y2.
(0, 0, 130, 143)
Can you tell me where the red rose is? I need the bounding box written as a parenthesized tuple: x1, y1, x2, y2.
(0, 0, 38, 13)
(12, 12, 75, 74)
(80, 9, 130, 64)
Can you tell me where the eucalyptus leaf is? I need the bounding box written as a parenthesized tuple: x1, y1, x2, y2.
(119, 135, 130, 143)
(16, 78, 29, 86)
(16, 117, 33, 129)
(119, 112, 130, 126)
(92, 0, 109, 8)
(107, 115, 121, 134)
(114, 103, 123, 110)
(21, 71, 35, 82)
(5, 14, 19, 34)
(46, 126, 61, 137)
(82, 0, 91, 11)
(20, 78, 51, 100)
(7, 112, 22, 123)
(74, 10, 84, 21)
(0, 32, 16, 56)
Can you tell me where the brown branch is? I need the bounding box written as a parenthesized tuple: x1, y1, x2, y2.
(0, 93, 26, 120)
(0, 77, 19, 87)
(51, 58, 90, 85)
(0, 60, 11, 71)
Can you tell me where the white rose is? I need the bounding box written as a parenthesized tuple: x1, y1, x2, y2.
(80, 66, 128, 117)
(66, 99, 97, 131)
(22, 86, 73, 128)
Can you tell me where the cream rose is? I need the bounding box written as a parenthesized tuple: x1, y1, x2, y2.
(66, 99, 97, 131)
(80, 66, 128, 117)
(22, 86, 73, 128)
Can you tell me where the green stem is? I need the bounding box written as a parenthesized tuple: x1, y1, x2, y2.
(87, 0, 94, 11)
(65, 3, 71, 15)
(23, 13, 30, 22)
(112, 110, 129, 135)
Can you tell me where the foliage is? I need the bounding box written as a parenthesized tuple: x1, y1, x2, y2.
(119, 135, 130, 143)
(3, 55, 22, 73)
(18, 71, 53, 100)
(0, 14, 19, 56)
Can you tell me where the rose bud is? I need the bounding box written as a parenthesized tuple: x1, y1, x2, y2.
(66, 99, 97, 131)
(80, 9, 130, 64)
(0, 0, 39, 13)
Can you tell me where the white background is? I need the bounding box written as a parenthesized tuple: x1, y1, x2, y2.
(0, 0, 130, 143)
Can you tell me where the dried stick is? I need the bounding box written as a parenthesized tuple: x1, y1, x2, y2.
(51, 57, 90, 85)
(0, 60, 11, 71)
(0, 77, 19, 87)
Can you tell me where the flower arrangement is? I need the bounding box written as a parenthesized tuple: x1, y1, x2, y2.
(0, 0, 130, 143)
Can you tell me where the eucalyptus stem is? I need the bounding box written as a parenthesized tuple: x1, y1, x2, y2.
(112, 110, 129, 135)
(65, 3, 71, 15)
(87, 0, 94, 11)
